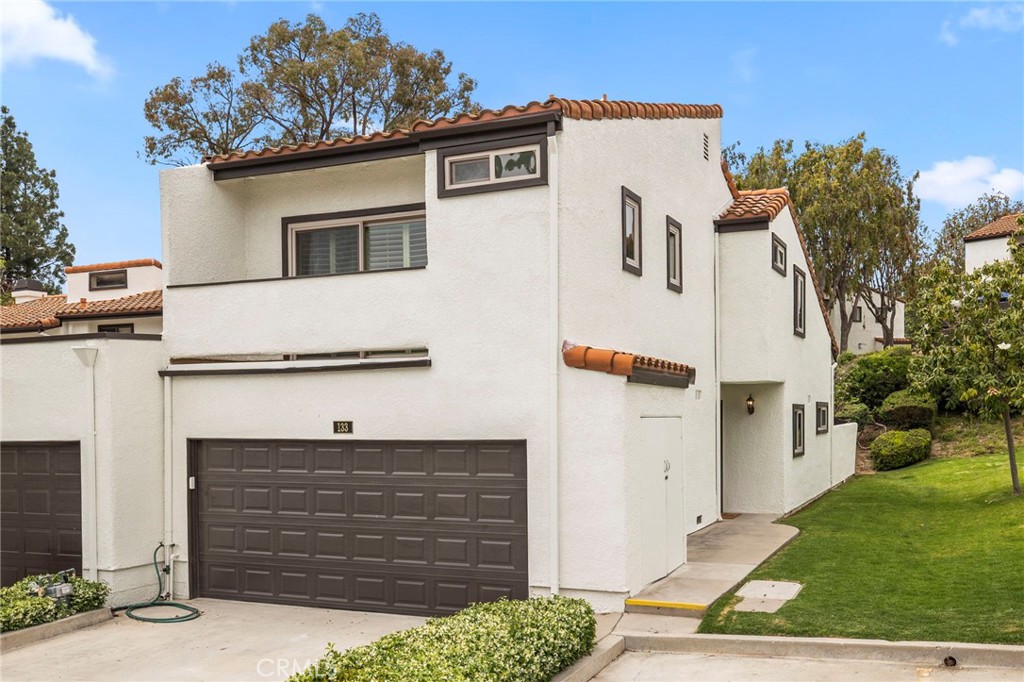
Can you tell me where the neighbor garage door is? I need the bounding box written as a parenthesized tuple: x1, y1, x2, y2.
(1, 442, 83, 586)
(191, 439, 527, 615)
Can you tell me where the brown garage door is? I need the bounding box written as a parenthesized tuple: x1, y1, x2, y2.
(191, 439, 528, 616)
(1, 442, 83, 586)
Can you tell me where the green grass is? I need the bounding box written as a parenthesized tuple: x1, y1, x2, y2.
(699, 455, 1023, 644)
(931, 414, 1023, 459)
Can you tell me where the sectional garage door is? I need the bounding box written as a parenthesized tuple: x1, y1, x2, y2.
(191, 440, 528, 615)
(1, 442, 83, 586)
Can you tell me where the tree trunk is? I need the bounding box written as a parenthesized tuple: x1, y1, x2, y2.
(1004, 405, 1021, 495)
(837, 287, 851, 352)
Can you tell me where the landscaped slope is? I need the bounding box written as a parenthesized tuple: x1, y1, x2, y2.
(700, 455, 1022, 644)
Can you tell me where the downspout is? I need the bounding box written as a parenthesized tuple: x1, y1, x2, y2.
(548, 132, 560, 595)
(830, 360, 837, 485)
(713, 219, 723, 520)
(73, 346, 100, 581)
(163, 376, 174, 594)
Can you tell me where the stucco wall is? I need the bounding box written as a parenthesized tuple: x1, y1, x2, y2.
(0, 337, 165, 605)
(831, 422, 857, 485)
(63, 316, 163, 335)
(721, 382, 784, 514)
(829, 293, 906, 355)
(66, 265, 164, 302)
(965, 237, 1013, 273)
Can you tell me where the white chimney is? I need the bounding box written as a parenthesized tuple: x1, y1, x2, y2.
(11, 279, 47, 305)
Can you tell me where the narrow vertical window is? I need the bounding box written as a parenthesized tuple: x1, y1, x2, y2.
(793, 265, 806, 338)
(771, 234, 787, 275)
(852, 305, 863, 323)
(816, 402, 829, 434)
(621, 187, 642, 276)
(666, 216, 682, 293)
(793, 404, 806, 456)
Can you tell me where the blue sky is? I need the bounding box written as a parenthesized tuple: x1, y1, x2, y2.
(2, 1, 1022, 268)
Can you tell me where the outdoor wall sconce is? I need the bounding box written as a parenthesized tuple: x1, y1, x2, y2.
(746, 395, 755, 415)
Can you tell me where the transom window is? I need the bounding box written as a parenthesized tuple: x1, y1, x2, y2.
(666, 216, 682, 293)
(443, 143, 541, 191)
(288, 212, 426, 277)
(622, 187, 642, 276)
(771, 234, 787, 275)
(793, 404, 806, 456)
(98, 323, 134, 334)
(89, 269, 128, 290)
(793, 265, 807, 338)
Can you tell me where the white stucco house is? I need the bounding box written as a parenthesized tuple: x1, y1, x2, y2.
(2, 97, 856, 614)
(964, 213, 1022, 273)
(828, 292, 908, 355)
(1, 260, 164, 601)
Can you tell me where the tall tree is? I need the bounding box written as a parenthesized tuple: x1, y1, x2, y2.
(932, 192, 1024, 272)
(143, 12, 478, 165)
(0, 106, 75, 295)
(910, 235, 1024, 495)
(729, 134, 921, 351)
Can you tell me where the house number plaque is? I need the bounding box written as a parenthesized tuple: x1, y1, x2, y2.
(333, 421, 353, 434)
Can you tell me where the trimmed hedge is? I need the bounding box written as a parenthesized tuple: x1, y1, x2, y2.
(836, 346, 913, 410)
(835, 401, 871, 426)
(1, 574, 109, 632)
(877, 389, 937, 430)
(870, 428, 932, 471)
(290, 596, 596, 682)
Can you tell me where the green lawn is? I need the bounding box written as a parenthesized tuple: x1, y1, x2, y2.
(699, 455, 1023, 644)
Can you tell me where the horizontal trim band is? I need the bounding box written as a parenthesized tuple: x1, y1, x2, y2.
(159, 357, 431, 377)
(0, 332, 162, 345)
(167, 265, 426, 290)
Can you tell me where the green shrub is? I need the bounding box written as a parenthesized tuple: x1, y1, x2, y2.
(837, 350, 857, 366)
(290, 596, 596, 682)
(877, 389, 937, 430)
(0, 574, 110, 633)
(836, 346, 913, 409)
(835, 402, 872, 426)
(870, 428, 932, 471)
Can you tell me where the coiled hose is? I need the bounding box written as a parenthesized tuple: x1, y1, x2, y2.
(113, 543, 200, 623)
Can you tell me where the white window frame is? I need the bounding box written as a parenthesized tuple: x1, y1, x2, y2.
(444, 143, 542, 191)
(287, 210, 425, 277)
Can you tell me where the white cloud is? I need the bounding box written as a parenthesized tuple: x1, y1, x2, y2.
(1, 0, 112, 78)
(938, 3, 1023, 47)
(731, 47, 757, 84)
(917, 156, 1024, 208)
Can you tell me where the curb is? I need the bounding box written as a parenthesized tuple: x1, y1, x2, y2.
(621, 632, 1024, 670)
(0, 608, 113, 653)
(552, 635, 625, 682)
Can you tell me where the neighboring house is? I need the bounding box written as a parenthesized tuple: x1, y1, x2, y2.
(1, 260, 164, 603)
(827, 292, 908, 355)
(1, 97, 856, 615)
(964, 212, 1023, 273)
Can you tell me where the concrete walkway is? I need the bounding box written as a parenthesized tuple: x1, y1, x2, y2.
(625, 513, 799, 616)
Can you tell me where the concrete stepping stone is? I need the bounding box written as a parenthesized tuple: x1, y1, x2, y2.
(734, 580, 802, 612)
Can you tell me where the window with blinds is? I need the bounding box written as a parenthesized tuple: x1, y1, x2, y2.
(290, 214, 426, 276)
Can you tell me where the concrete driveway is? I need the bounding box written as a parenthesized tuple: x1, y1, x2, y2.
(0, 599, 426, 682)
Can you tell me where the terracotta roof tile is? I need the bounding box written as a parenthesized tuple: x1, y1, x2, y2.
(204, 96, 723, 164)
(561, 340, 696, 381)
(0, 295, 67, 331)
(963, 213, 1023, 242)
(66, 258, 163, 274)
(875, 337, 911, 345)
(716, 174, 840, 356)
(1, 290, 163, 331)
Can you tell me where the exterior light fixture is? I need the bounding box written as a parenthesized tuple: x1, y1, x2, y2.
(746, 395, 755, 415)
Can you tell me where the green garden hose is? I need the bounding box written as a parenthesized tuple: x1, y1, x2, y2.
(113, 543, 200, 623)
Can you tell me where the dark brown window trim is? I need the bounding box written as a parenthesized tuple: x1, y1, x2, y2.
(816, 401, 829, 434)
(627, 368, 690, 389)
(0, 333, 161, 345)
(97, 323, 135, 334)
(280, 202, 427, 277)
(169, 265, 427, 290)
(793, 403, 806, 456)
(771, 233, 787, 275)
(793, 265, 806, 338)
(714, 218, 769, 233)
(436, 135, 548, 198)
(852, 305, 863, 323)
(89, 269, 128, 291)
(158, 357, 431, 377)
(621, 186, 642, 276)
(666, 216, 682, 293)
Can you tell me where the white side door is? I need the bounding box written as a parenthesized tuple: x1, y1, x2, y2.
(640, 416, 685, 585)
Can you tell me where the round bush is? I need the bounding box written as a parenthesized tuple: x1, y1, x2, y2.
(835, 402, 871, 426)
(870, 428, 932, 471)
(877, 389, 937, 430)
(836, 347, 913, 409)
(0, 574, 109, 633)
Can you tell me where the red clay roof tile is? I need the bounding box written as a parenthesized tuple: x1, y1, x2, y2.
(562, 340, 695, 380)
(1, 290, 163, 331)
(963, 213, 1023, 242)
(0, 295, 67, 331)
(65, 258, 163, 274)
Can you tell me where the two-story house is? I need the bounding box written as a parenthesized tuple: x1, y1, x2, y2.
(828, 292, 908, 355)
(152, 97, 855, 615)
(964, 212, 1023, 273)
(1, 260, 164, 602)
